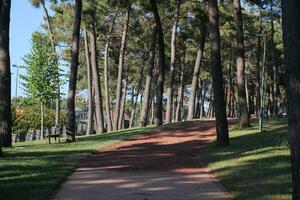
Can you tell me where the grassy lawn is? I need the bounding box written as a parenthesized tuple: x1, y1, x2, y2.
(0, 126, 153, 200)
(1, 119, 291, 200)
(204, 118, 291, 200)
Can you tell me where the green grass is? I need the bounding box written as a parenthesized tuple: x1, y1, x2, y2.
(204, 118, 291, 200)
(0, 126, 153, 200)
(1, 119, 292, 200)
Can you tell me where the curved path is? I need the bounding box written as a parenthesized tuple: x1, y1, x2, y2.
(54, 120, 232, 200)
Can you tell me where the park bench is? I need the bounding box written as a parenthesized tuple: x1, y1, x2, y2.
(46, 125, 63, 144)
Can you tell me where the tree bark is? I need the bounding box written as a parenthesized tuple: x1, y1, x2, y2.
(150, 0, 166, 126)
(130, 66, 144, 128)
(175, 42, 186, 122)
(245, 73, 250, 114)
(114, 7, 130, 131)
(118, 79, 128, 130)
(195, 82, 201, 118)
(0, 0, 11, 150)
(200, 81, 208, 118)
(89, 22, 104, 133)
(40, 104, 44, 140)
(175, 63, 184, 122)
(66, 0, 82, 142)
(228, 50, 233, 117)
(233, 0, 249, 128)
(208, 0, 229, 146)
(103, 17, 115, 133)
(187, 24, 206, 120)
(282, 1, 300, 198)
(270, 1, 278, 118)
(150, 95, 155, 125)
(129, 86, 135, 126)
(84, 28, 93, 135)
(166, 1, 181, 123)
(140, 26, 157, 127)
(256, 9, 262, 117)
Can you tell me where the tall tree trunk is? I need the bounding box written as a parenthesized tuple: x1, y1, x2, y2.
(166, 2, 180, 123)
(195, 83, 201, 118)
(256, 9, 262, 117)
(270, 1, 278, 118)
(66, 0, 82, 142)
(114, 7, 130, 131)
(175, 42, 186, 122)
(130, 66, 144, 128)
(118, 79, 127, 130)
(0, 0, 11, 150)
(175, 67, 184, 122)
(282, 2, 300, 198)
(150, 0, 166, 126)
(150, 95, 155, 125)
(208, 0, 229, 146)
(200, 81, 208, 118)
(228, 50, 233, 117)
(89, 22, 104, 133)
(84, 28, 93, 135)
(173, 95, 177, 121)
(104, 18, 115, 132)
(140, 92, 144, 113)
(207, 99, 212, 118)
(129, 86, 135, 126)
(232, 85, 236, 117)
(41, 2, 61, 126)
(245, 73, 250, 115)
(234, 0, 249, 128)
(187, 24, 206, 120)
(140, 26, 157, 127)
(40, 104, 44, 140)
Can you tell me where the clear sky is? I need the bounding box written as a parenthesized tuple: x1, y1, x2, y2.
(10, 0, 44, 97)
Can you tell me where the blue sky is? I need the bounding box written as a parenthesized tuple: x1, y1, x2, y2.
(10, 0, 44, 97)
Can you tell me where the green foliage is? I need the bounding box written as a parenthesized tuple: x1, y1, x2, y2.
(28, 0, 58, 8)
(37, 0, 284, 124)
(21, 32, 60, 105)
(12, 105, 66, 134)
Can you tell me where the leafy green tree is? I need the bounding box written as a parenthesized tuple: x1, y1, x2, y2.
(21, 32, 60, 139)
(12, 104, 66, 136)
(28, 0, 62, 126)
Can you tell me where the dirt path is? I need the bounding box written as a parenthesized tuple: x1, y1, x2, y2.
(54, 120, 232, 200)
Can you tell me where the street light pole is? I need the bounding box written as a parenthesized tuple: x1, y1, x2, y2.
(244, 32, 266, 132)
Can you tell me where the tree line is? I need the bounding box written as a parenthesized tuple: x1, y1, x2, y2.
(1, 0, 300, 198)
